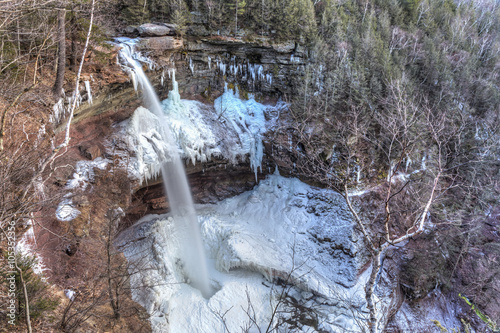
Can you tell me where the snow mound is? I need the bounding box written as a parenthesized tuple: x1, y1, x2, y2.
(66, 157, 110, 190)
(16, 224, 48, 277)
(116, 174, 371, 332)
(54, 157, 110, 222)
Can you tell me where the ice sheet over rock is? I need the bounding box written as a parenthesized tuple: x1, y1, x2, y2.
(124, 81, 274, 183)
(116, 174, 375, 332)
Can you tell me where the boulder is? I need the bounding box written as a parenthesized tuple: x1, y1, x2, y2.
(124, 25, 139, 36)
(79, 145, 102, 160)
(272, 41, 295, 53)
(138, 23, 177, 37)
(137, 37, 183, 51)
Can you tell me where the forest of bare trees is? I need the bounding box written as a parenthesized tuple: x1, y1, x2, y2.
(0, 0, 499, 332)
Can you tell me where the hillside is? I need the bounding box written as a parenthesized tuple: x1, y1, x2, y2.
(0, 0, 499, 332)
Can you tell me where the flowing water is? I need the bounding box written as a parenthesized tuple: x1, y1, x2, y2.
(117, 38, 212, 298)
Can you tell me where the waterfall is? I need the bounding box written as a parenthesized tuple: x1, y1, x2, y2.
(117, 38, 212, 298)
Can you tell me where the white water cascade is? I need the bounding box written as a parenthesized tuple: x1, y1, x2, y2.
(117, 38, 212, 298)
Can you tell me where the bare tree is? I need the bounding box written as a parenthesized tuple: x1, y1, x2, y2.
(53, 7, 66, 99)
(289, 76, 477, 332)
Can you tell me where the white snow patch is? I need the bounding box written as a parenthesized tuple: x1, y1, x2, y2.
(55, 198, 81, 222)
(65, 289, 75, 301)
(66, 157, 111, 190)
(16, 226, 48, 276)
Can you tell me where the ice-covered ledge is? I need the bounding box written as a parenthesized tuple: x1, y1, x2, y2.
(121, 78, 286, 185)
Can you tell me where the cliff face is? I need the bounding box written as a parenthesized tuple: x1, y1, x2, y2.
(63, 28, 310, 227)
(35, 25, 500, 333)
(29, 33, 312, 332)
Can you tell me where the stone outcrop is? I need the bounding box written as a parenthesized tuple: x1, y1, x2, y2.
(137, 36, 183, 51)
(138, 23, 177, 37)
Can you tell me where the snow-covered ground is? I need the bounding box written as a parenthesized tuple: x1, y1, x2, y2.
(16, 222, 48, 277)
(115, 173, 375, 333)
(55, 157, 111, 222)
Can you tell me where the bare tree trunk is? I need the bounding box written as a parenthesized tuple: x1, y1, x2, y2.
(365, 251, 381, 333)
(15, 259, 32, 333)
(235, 0, 238, 37)
(70, 12, 77, 71)
(53, 8, 66, 99)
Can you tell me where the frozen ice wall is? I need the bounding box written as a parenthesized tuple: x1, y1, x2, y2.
(213, 85, 267, 180)
(116, 174, 369, 333)
(126, 82, 275, 184)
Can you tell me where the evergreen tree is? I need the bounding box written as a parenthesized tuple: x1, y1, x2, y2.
(120, 0, 150, 24)
(228, 0, 247, 36)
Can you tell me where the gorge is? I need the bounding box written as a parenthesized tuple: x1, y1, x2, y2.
(1, 1, 500, 333)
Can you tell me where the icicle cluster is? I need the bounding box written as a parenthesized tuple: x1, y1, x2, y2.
(214, 84, 267, 181)
(214, 56, 273, 87)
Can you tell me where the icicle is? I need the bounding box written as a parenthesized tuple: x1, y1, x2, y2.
(84, 80, 93, 104)
(52, 98, 65, 124)
(189, 57, 195, 74)
(387, 161, 397, 182)
(36, 124, 46, 145)
(249, 64, 255, 81)
(421, 153, 427, 171)
(208, 56, 211, 69)
(257, 65, 264, 81)
(266, 73, 273, 85)
(405, 155, 412, 172)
